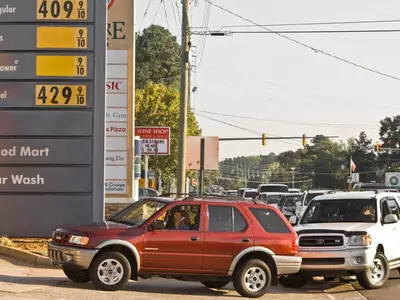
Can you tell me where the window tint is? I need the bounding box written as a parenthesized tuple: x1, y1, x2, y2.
(156, 204, 201, 231)
(208, 206, 248, 232)
(250, 208, 291, 233)
(386, 198, 400, 218)
(233, 208, 248, 232)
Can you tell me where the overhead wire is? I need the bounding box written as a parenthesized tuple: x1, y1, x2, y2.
(203, 0, 400, 82)
(196, 0, 212, 68)
(190, 18, 400, 30)
(193, 29, 400, 35)
(138, 0, 154, 32)
(170, 0, 181, 35)
(162, 0, 170, 31)
(137, 0, 164, 57)
(195, 109, 377, 129)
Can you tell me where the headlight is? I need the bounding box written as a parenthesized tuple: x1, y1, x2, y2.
(348, 234, 372, 246)
(69, 235, 89, 246)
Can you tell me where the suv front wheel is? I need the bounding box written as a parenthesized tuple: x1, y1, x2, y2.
(356, 252, 389, 289)
(89, 251, 131, 291)
(233, 259, 272, 298)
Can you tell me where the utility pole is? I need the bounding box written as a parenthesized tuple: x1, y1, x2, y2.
(176, 0, 191, 194)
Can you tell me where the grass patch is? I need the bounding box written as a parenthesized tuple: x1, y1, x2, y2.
(0, 236, 15, 247)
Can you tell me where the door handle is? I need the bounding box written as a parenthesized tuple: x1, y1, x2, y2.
(190, 236, 199, 241)
(241, 238, 250, 243)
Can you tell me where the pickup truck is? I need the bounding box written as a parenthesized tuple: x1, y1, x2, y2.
(48, 196, 301, 298)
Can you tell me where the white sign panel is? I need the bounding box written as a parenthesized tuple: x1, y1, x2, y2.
(135, 127, 171, 155)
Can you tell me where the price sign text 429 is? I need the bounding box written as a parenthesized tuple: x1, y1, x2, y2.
(35, 85, 87, 106)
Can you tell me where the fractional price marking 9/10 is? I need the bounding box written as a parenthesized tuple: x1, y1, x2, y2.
(37, 0, 88, 20)
(37, 27, 88, 49)
(35, 85, 87, 106)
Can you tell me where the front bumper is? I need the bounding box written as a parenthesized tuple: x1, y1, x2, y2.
(48, 241, 98, 270)
(298, 247, 375, 271)
(273, 255, 302, 275)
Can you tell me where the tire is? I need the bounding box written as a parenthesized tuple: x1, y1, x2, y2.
(62, 266, 90, 283)
(89, 251, 131, 291)
(201, 279, 230, 289)
(233, 259, 272, 298)
(279, 273, 309, 288)
(356, 252, 389, 289)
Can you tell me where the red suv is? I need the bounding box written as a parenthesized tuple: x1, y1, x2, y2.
(48, 196, 301, 298)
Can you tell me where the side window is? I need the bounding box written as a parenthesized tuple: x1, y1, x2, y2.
(208, 206, 248, 232)
(233, 208, 248, 232)
(250, 208, 291, 233)
(162, 204, 201, 231)
(387, 198, 400, 219)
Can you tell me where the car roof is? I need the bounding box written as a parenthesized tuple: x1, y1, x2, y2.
(141, 197, 176, 203)
(285, 193, 303, 196)
(260, 192, 288, 195)
(307, 189, 331, 194)
(258, 184, 288, 187)
(310, 191, 400, 201)
(244, 189, 257, 192)
(180, 195, 266, 205)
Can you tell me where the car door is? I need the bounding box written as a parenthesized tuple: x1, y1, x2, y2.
(380, 197, 398, 261)
(141, 203, 205, 273)
(202, 204, 253, 274)
(385, 197, 400, 261)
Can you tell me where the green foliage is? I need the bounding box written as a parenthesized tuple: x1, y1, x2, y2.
(136, 25, 181, 89)
(135, 82, 201, 180)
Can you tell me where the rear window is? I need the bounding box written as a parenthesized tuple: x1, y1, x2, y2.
(249, 208, 291, 233)
(260, 185, 289, 193)
(244, 191, 257, 199)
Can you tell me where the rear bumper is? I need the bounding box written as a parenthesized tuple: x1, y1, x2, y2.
(273, 255, 302, 275)
(48, 241, 98, 270)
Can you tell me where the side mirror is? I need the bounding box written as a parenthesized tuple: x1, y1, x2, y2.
(149, 219, 164, 231)
(384, 214, 398, 224)
(295, 201, 301, 207)
(289, 216, 298, 226)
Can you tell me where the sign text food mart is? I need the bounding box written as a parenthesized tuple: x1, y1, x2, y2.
(105, 0, 134, 199)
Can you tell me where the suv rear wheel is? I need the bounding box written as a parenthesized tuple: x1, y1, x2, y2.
(233, 259, 271, 298)
(201, 279, 230, 289)
(62, 266, 90, 283)
(356, 252, 389, 289)
(89, 251, 131, 291)
(279, 273, 309, 288)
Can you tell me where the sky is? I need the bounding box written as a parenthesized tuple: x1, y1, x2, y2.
(135, 0, 400, 160)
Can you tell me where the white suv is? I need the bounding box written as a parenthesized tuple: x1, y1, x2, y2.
(279, 191, 400, 290)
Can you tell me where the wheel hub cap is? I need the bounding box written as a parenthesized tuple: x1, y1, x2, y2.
(244, 267, 267, 292)
(97, 258, 124, 285)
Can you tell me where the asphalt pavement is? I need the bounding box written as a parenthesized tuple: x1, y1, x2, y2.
(0, 254, 377, 300)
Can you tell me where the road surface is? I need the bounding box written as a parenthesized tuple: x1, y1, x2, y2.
(0, 254, 391, 300)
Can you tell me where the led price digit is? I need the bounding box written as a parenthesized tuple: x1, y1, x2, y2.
(37, 0, 74, 19)
(37, 86, 72, 105)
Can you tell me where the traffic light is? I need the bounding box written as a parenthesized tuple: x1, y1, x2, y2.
(262, 133, 266, 146)
(302, 134, 307, 147)
(374, 141, 383, 153)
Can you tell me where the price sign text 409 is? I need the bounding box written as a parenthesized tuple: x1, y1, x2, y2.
(35, 85, 87, 106)
(37, 0, 88, 20)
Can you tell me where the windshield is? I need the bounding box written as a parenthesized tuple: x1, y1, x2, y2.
(301, 198, 377, 224)
(244, 191, 257, 198)
(283, 195, 302, 206)
(304, 192, 326, 206)
(265, 195, 285, 205)
(109, 200, 167, 226)
(260, 185, 289, 193)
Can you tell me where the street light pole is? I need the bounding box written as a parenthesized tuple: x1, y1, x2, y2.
(290, 167, 295, 188)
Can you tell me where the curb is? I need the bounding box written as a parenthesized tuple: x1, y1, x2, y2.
(0, 245, 59, 269)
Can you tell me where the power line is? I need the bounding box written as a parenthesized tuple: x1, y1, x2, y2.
(195, 109, 377, 129)
(138, 0, 154, 32)
(162, 0, 170, 31)
(191, 19, 400, 30)
(192, 29, 400, 35)
(203, 0, 400, 82)
(170, 0, 180, 33)
(195, 112, 299, 146)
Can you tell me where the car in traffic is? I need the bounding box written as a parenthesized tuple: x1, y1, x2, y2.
(280, 193, 303, 220)
(282, 191, 400, 290)
(259, 192, 288, 209)
(48, 196, 302, 298)
(289, 188, 302, 194)
(242, 188, 258, 199)
(256, 184, 289, 197)
(296, 189, 332, 217)
(224, 190, 238, 196)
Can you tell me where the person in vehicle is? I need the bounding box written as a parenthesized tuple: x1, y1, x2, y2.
(174, 211, 191, 230)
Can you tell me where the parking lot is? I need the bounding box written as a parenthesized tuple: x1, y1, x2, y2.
(0, 255, 390, 300)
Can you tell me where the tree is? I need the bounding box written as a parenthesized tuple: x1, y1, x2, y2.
(135, 82, 201, 183)
(136, 25, 181, 89)
(379, 115, 400, 172)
